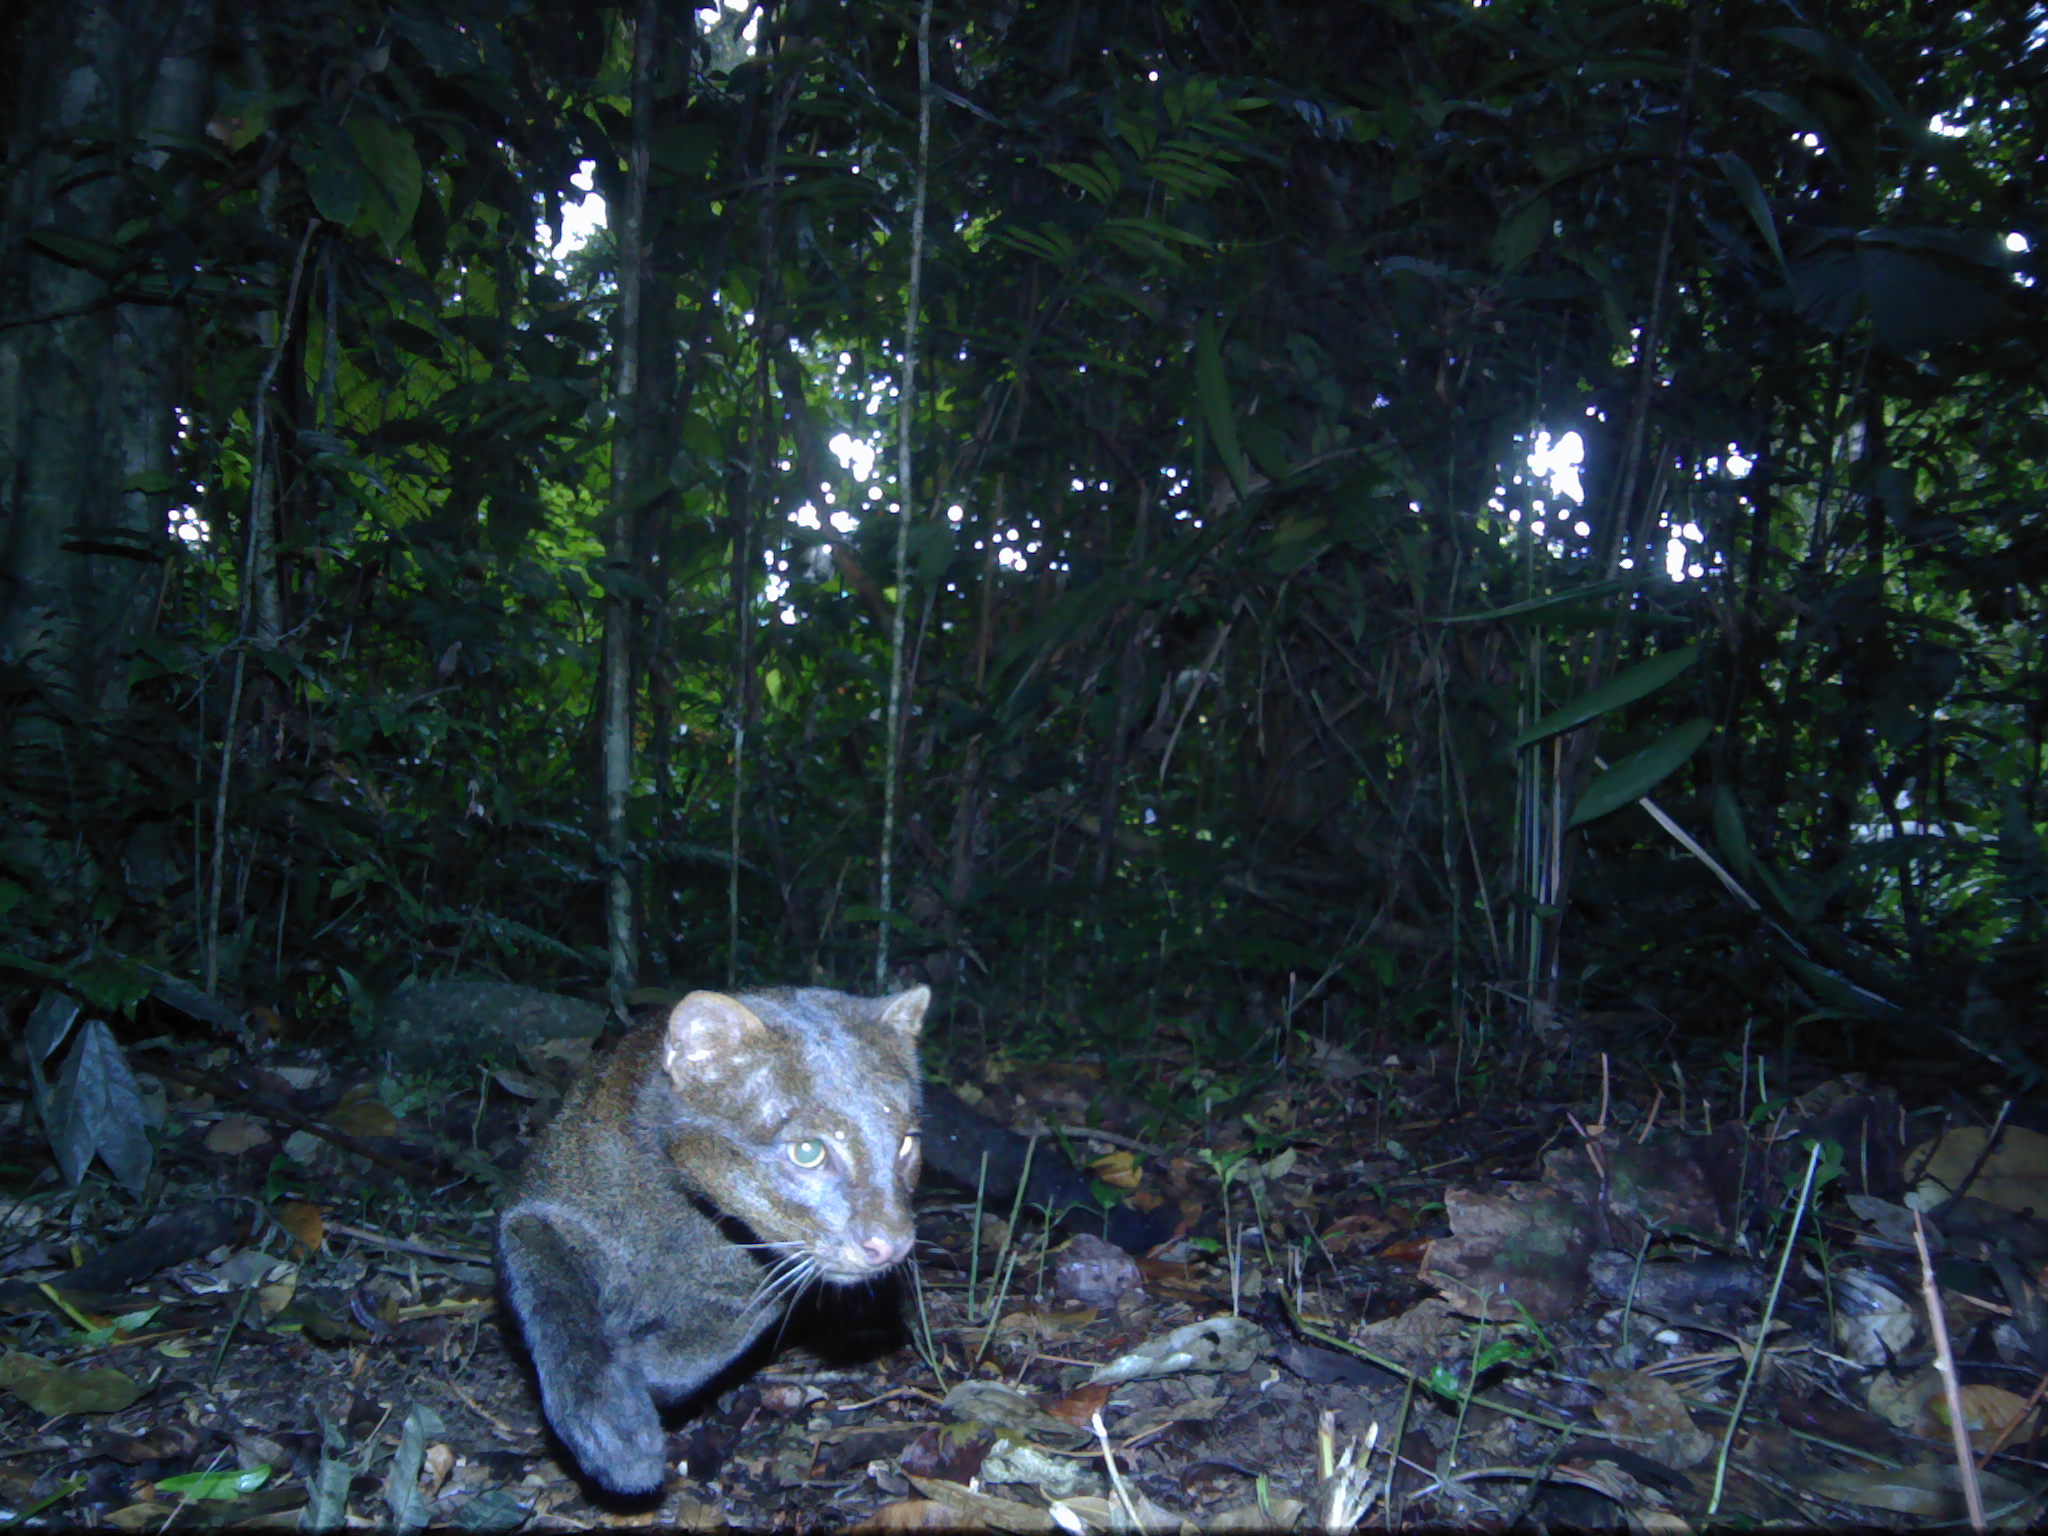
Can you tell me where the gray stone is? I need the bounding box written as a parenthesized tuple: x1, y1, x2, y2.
(372, 980, 609, 1070)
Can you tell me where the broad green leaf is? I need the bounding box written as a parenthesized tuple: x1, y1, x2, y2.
(1491, 196, 1550, 270)
(1783, 953, 1905, 1022)
(385, 1404, 444, 1534)
(1439, 578, 1633, 625)
(156, 1466, 272, 1500)
(1513, 645, 1699, 751)
(0, 1350, 145, 1416)
(843, 904, 924, 935)
(25, 230, 128, 274)
(1113, 114, 1157, 160)
(1194, 315, 1249, 503)
(348, 118, 422, 250)
(1567, 719, 1711, 827)
(23, 992, 80, 1121)
(1713, 152, 1787, 277)
(1712, 785, 1756, 881)
(1740, 88, 1828, 140)
(295, 123, 365, 225)
(1050, 161, 1118, 203)
(1856, 243, 2010, 351)
(1102, 215, 1209, 250)
(50, 1018, 154, 1191)
(997, 224, 1076, 266)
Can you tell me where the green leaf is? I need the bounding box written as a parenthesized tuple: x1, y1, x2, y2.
(1513, 645, 1699, 751)
(842, 904, 925, 935)
(1740, 89, 1829, 140)
(0, 1350, 146, 1416)
(1567, 719, 1711, 827)
(349, 117, 423, 251)
(1713, 152, 1787, 278)
(384, 1404, 444, 1534)
(1439, 578, 1634, 625)
(1712, 786, 1756, 882)
(997, 224, 1076, 266)
(156, 1466, 273, 1500)
(295, 122, 365, 226)
(44, 1017, 154, 1191)
(1051, 160, 1118, 203)
(1195, 315, 1250, 503)
(1783, 953, 1904, 1022)
(1491, 196, 1550, 271)
(25, 230, 128, 275)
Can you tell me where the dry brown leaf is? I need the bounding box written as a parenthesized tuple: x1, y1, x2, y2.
(1543, 1134, 1728, 1241)
(90, 1426, 200, 1464)
(1039, 1381, 1113, 1427)
(1910, 1125, 2048, 1212)
(325, 1097, 399, 1138)
(1087, 1314, 1266, 1384)
(103, 1503, 173, 1532)
(1589, 1368, 1714, 1469)
(1355, 1295, 1462, 1373)
(1087, 1149, 1141, 1190)
(1864, 1366, 1935, 1432)
(204, 1116, 271, 1155)
(906, 1475, 1054, 1532)
(1934, 1382, 2041, 1453)
(256, 1274, 296, 1320)
(942, 1379, 1090, 1445)
(851, 1499, 982, 1533)
(1209, 1498, 1309, 1530)
(276, 1200, 325, 1255)
(1422, 1185, 1595, 1322)
(1802, 1458, 1974, 1523)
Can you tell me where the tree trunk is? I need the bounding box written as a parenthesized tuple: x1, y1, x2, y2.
(0, 0, 216, 734)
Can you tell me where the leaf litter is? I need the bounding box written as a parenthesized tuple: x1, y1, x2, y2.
(2, 1017, 2047, 1530)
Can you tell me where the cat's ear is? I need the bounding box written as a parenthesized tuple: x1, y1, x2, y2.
(663, 991, 770, 1086)
(877, 986, 930, 1044)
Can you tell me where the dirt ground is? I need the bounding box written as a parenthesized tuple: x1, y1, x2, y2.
(3, 1031, 2044, 1530)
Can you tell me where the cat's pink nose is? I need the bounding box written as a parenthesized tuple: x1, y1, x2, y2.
(859, 1233, 912, 1268)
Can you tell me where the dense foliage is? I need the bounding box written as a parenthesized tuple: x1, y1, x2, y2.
(3, 0, 2043, 1082)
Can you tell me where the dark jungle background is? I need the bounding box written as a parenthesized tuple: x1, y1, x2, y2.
(5, 0, 2046, 1100)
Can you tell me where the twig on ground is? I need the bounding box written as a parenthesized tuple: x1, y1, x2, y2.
(1914, 1207, 1986, 1533)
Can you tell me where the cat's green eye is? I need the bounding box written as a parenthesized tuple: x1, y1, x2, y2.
(789, 1138, 828, 1169)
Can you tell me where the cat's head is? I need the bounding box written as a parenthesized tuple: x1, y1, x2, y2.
(658, 985, 927, 1280)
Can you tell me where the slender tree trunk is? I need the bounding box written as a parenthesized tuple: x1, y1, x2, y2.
(877, 0, 933, 988)
(0, 0, 216, 735)
(602, 0, 659, 1012)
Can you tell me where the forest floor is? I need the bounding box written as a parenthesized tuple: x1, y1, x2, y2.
(2, 1021, 2045, 1531)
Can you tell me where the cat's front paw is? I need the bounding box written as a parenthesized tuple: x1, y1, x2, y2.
(544, 1361, 669, 1497)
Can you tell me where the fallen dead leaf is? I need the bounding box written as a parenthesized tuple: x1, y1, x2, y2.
(325, 1096, 399, 1138)
(1864, 1366, 1935, 1432)
(276, 1200, 325, 1255)
(1935, 1382, 2041, 1454)
(1911, 1125, 2048, 1213)
(852, 1499, 981, 1532)
(103, 1503, 173, 1532)
(1039, 1381, 1112, 1428)
(1422, 1185, 1596, 1322)
(907, 1474, 1053, 1532)
(1590, 1368, 1714, 1469)
(1088, 1149, 1141, 1189)
(204, 1116, 271, 1155)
